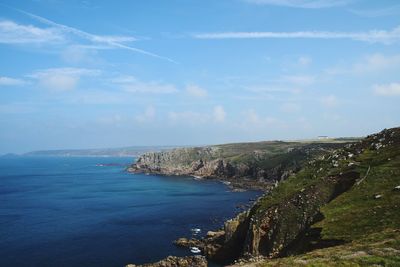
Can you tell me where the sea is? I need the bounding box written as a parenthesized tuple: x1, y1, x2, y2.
(0, 156, 261, 267)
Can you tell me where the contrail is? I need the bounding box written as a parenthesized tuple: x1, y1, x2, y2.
(3, 4, 177, 63)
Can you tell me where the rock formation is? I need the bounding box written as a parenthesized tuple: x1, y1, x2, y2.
(128, 127, 400, 266)
(128, 142, 348, 190)
(125, 256, 207, 267)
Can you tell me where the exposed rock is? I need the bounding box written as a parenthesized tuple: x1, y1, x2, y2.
(131, 129, 400, 266)
(128, 143, 349, 190)
(206, 230, 224, 238)
(173, 238, 202, 248)
(174, 171, 359, 264)
(126, 256, 207, 267)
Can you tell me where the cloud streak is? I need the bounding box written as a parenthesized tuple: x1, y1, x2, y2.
(243, 0, 351, 9)
(0, 76, 27, 86)
(8, 6, 176, 63)
(0, 20, 63, 44)
(193, 26, 400, 44)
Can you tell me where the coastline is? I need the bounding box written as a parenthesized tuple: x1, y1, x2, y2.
(128, 167, 273, 192)
(125, 127, 400, 266)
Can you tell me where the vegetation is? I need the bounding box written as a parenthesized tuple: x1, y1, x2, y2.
(236, 127, 400, 266)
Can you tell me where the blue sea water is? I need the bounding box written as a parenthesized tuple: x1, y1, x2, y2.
(0, 157, 261, 267)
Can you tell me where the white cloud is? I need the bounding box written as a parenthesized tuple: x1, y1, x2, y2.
(0, 76, 27, 86)
(186, 84, 208, 98)
(18, 9, 176, 62)
(244, 109, 262, 125)
(246, 85, 302, 95)
(29, 68, 100, 91)
(297, 56, 312, 67)
(65, 90, 126, 105)
(243, 0, 351, 9)
(280, 102, 301, 113)
(326, 53, 400, 75)
(373, 83, 400, 96)
(352, 54, 400, 73)
(282, 75, 315, 86)
(240, 109, 286, 129)
(193, 25, 400, 44)
(0, 102, 36, 114)
(168, 111, 208, 125)
(349, 5, 400, 18)
(91, 35, 137, 43)
(167, 106, 226, 125)
(97, 114, 123, 126)
(113, 76, 178, 94)
(213, 105, 226, 122)
(0, 20, 64, 44)
(61, 45, 100, 64)
(135, 106, 156, 122)
(244, 75, 312, 98)
(320, 95, 338, 108)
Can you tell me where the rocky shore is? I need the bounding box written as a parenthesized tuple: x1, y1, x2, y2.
(125, 256, 207, 267)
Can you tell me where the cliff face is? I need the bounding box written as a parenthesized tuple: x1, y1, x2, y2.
(173, 127, 400, 265)
(180, 171, 359, 263)
(128, 142, 350, 189)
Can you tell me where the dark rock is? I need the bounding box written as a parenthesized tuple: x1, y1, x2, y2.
(126, 256, 207, 267)
(173, 238, 202, 248)
(193, 171, 359, 263)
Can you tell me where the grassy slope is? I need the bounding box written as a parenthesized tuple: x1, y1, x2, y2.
(186, 140, 354, 169)
(243, 130, 400, 266)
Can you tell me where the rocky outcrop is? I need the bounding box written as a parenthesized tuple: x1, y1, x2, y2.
(125, 256, 207, 267)
(172, 127, 400, 265)
(128, 148, 253, 178)
(174, 171, 359, 264)
(128, 143, 346, 189)
(127, 127, 400, 267)
(243, 171, 360, 258)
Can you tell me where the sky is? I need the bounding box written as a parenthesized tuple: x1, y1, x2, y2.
(0, 0, 400, 154)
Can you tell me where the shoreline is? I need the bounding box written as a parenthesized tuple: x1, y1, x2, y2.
(126, 168, 268, 266)
(127, 168, 273, 192)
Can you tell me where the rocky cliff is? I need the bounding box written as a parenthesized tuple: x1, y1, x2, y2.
(128, 141, 351, 189)
(173, 127, 400, 265)
(126, 127, 400, 266)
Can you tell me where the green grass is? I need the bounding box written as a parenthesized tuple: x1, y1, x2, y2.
(254, 229, 400, 267)
(236, 128, 400, 267)
(315, 154, 400, 241)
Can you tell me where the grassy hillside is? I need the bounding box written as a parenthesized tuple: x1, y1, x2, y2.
(211, 139, 357, 164)
(234, 128, 400, 266)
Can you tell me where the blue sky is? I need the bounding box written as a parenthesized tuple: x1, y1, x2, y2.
(1, 0, 400, 154)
